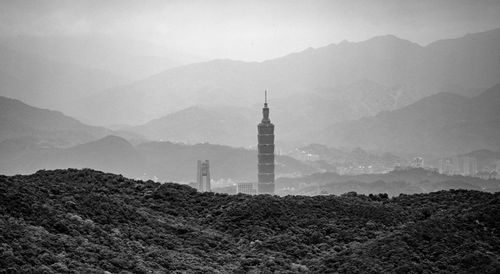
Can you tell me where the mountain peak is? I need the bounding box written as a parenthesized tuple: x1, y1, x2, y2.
(363, 34, 422, 48)
(86, 135, 132, 147)
(70, 135, 139, 160)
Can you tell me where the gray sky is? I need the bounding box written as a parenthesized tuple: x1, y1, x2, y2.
(1, 0, 500, 61)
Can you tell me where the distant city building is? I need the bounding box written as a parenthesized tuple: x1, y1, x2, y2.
(236, 182, 257, 195)
(462, 157, 477, 176)
(197, 160, 211, 192)
(439, 156, 477, 176)
(439, 158, 454, 175)
(496, 161, 500, 179)
(257, 91, 275, 194)
(411, 157, 424, 168)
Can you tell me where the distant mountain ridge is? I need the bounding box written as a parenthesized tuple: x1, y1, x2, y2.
(131, 105, 257, 147)
(0, 135, 316, 182)
(320, 84, 500, 155)
(68, 28, 500, 126)
(0, 96, 106, 146)
(126, 80, 428, 147)
(0, 96, 142, 147)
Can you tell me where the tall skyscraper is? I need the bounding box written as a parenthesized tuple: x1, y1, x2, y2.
(257, 91, 275, 194)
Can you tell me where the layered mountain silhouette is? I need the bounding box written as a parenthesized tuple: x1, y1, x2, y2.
(0, 96, 107, 146)
(126, 80, 428, 147)
(320, 84, 500, 155)
(0, 135, 145, 177)
(66, 28, 500, 126)
(2, 29, 500, 155)
(0, 135, 316, 182)
(131, 105, 256, 147)
(0, 96, 141, 147)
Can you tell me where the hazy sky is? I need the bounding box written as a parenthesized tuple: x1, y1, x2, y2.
(1, 0, 500, 61)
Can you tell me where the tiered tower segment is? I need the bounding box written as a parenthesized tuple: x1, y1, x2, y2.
(257, 91, 275, 194)
(197, 160, 211, 192)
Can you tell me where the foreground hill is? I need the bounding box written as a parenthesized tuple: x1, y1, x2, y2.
(321, 84, 500, 155)
(0, 169, 499, 273)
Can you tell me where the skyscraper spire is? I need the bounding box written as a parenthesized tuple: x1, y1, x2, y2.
(257, 90, 275, 194)
(262, 90, 270, 123)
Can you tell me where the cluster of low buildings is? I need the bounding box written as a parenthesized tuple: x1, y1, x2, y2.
(438, 157, 477, 176)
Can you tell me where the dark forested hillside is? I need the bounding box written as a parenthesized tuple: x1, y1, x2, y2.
(1, 169, 499, 273)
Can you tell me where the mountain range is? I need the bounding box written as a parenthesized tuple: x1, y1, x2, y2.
(320, 84, 500, 155)
(1, 29, 500, 156)
(122, 80, 442, 148)
(63, 28, 500, 126)
(0, 34, 202, 113)
(0, 134, 316, 182)
(0, 96, 145, 148)
(125, 82, 500, 153)
(130, 105, 257, 147)
(0, 96, 107, 146)
(0, 95, 314, 181)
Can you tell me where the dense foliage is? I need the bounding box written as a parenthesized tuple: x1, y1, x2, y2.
(1, 169, 499, 273)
